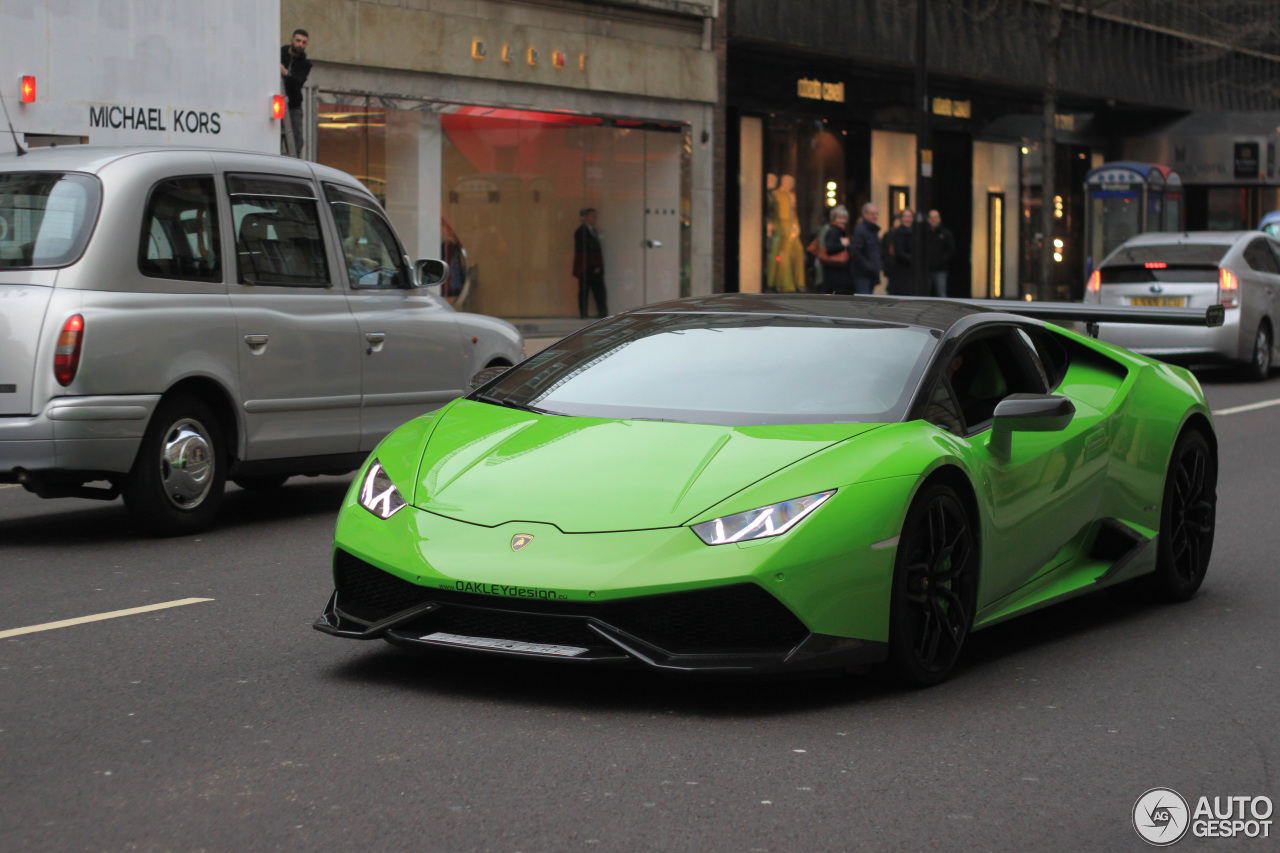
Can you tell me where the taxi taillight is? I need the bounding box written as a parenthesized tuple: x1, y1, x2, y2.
(1219, 267, 1240, 309)
(53, 314, 84, 387)
(1086, 269, 1100, 293)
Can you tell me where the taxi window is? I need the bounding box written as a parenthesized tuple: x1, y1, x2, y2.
(227, 174, 329, 286)
(325, 185, 408, 289)
(138, 177, 221, 282)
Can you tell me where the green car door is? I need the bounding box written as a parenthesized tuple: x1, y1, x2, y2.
(932, 326, 1113, 607)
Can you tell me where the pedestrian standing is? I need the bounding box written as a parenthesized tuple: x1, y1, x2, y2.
(926, 209, 956, 298)
(849, 203, 882, 296)
(817, 206, 852, 294)
(573, 208, 608, 318)
(280, 29, 311, 157)
(887, 208, 915, 296)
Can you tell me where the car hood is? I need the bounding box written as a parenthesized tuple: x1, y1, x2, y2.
(412, 400, 883, 532)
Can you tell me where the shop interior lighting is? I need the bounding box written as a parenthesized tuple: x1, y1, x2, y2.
(20, 76, 36, 103)
(1053, 252, 1063, 262)
(1053, 238, 1064, 248)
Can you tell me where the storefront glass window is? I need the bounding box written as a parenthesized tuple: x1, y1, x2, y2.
(317, 97, 688, 319)
(740, 117, 848, 294)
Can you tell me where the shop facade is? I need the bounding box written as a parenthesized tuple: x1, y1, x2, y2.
(0, 0, 280, 153)
(727, 48, 1022, 299)
(286, 0, 717, 319)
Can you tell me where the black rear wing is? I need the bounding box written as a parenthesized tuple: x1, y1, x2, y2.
(961, 299, 1224, 337)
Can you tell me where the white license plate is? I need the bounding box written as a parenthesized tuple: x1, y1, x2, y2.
(420, 631, 589, 657)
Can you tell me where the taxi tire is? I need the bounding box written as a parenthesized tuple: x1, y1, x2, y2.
(123, 396, 226, 537)
(1248, 322, 1272, 382)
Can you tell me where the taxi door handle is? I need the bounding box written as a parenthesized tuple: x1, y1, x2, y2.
(244, 334, 269, 354)
(366, 332, 386, 354)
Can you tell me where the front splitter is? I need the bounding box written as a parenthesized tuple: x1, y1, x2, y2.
(313, 590, 887, 675)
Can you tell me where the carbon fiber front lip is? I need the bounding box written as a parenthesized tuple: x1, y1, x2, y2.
(312, 589, 887, 674)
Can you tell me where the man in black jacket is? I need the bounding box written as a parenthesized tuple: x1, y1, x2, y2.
(926, 209, 956, 297)
(573, 208, 608, 318)
(280, 29, 311, 157)
(850, 203, 882, 295)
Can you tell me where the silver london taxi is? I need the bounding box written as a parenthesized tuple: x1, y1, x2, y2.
(0, 146, 523, 535)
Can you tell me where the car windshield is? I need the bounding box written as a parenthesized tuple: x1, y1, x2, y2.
(478, 313, 937, 426)
(0, 172, 101, 269)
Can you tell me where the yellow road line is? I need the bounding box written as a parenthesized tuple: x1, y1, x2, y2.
(1213, 398, 1280, 416)
(0, 598, 214, 640)
(0, 484, 19, 489)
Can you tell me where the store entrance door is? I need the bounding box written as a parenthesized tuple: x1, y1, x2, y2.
(644, 132, 683, 305)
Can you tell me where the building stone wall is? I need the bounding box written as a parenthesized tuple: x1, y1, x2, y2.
(282, 0, 717, 105)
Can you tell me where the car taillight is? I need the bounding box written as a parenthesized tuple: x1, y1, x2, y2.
(53, 314, 84, 386)
(1219, 267, 1239, 308)
(1086, 269, 1100, 294)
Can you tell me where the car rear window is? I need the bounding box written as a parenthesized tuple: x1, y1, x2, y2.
(0, 172, 101, 269)
(1099, 243, 1228, 284)
(478, 312, 937, 426)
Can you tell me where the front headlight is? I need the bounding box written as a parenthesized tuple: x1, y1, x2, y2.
(358, 459, 407, 519)
(690, 490, 835, 545)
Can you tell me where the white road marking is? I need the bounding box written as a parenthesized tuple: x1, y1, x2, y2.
(1212, 397, 1280, 416)
(0, 598, 213, 640)
(0, 484, 19, 489)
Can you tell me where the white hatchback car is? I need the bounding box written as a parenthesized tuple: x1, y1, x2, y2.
(1085, 230, 1279, 380)
(0, 146, 523, 534)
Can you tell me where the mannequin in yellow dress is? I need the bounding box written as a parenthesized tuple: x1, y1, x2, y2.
(766, 174, 805, 292)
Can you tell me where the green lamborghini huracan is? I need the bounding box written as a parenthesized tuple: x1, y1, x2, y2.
(315, 295, 1222, 685)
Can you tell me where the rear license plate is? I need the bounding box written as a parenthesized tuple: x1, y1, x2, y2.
(420, 631, 589, 657)
(1129, 296, 1186, 307)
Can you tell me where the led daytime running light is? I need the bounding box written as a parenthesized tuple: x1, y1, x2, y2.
(691, 490, 835, 545)
(358, 460, 407, 519)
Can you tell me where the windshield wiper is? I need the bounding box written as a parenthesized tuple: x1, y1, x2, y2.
(473, 393, 558, 416)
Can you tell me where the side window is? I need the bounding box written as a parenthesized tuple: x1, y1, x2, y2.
(922, 377, 964, 434)
(138, 177, 221, 281)
(948, 330, 1047, 430)
(1243, 238, 1280, 274)
(227, 174, 329, 286)
(1027, 328, 1071, 390)
(325, 185, 408, 289)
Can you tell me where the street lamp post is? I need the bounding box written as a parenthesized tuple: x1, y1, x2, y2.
(914, 0, 932, 298)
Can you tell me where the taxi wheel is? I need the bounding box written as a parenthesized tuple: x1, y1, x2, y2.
(123, 396, 226, 536)
(1248, 323, 1272, 382)
(883, 482, 978, 687)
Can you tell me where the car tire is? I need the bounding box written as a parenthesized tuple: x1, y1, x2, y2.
(883, 482, 979, 687)
(1148, 429, 1216, 602)
(122, 395, 226, 536)
(1248, 322, 1273, 382)
(233, 474, 290, 491)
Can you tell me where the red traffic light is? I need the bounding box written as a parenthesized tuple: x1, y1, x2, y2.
(20, 76, 36, 104)
(271, 95, 286, 120)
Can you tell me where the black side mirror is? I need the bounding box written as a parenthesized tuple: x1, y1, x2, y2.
(988, 393, 1075, 458)
(415, 258, 450, 290)
(469, 366, 508, 390)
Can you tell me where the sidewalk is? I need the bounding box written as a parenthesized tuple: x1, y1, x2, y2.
(505, 317, 597, 356)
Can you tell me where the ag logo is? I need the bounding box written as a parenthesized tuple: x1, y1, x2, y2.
(1133, 787, 1190, 846)
(510, 533, 534, 552)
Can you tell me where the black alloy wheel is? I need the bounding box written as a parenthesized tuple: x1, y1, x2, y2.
(1150, 429, 1216, 601)
(1249, 323, 1273, 382)
(885, 483, 978, 687)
